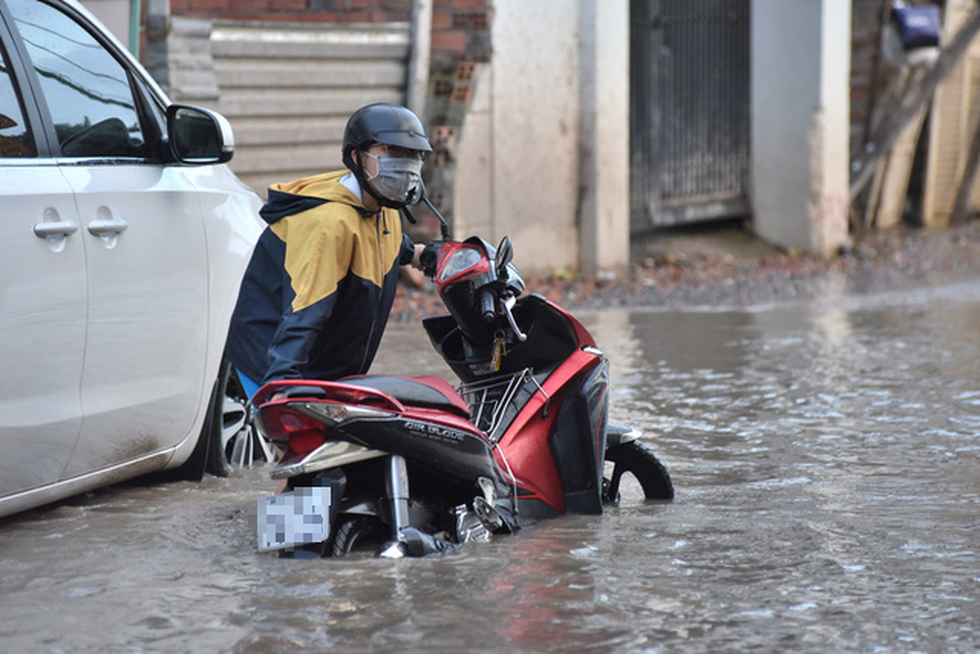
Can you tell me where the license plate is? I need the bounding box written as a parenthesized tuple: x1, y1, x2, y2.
(256, 487, 331, 552)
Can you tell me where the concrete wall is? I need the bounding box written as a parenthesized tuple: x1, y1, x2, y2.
(579, 0, 630, 276)
(453, 0, 630, 277)
(751, 0, 851, 256)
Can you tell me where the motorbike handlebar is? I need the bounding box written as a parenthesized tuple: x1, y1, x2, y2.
(478, 289, 496, 321)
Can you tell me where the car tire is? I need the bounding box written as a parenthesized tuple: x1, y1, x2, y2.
(205, 355, 274, 477)
(164, 376, 217, 482)
(204, 358, 236, 477)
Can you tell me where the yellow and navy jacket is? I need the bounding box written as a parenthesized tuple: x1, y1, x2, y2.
(227, 170, 415, 385)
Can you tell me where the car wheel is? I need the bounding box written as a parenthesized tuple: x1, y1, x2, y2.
(206, 357, 275, 477)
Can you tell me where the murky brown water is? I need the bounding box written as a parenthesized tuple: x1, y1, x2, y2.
(2, 277, 978, 652)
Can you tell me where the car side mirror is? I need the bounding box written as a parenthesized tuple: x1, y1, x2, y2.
(167, 104, 235, 164)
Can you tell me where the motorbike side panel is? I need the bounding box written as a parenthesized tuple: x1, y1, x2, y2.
(494, 400, 565, 514)
(338, 411, 499, 484)
(494, 349, 603, 516)
(550, 358, 609, 515)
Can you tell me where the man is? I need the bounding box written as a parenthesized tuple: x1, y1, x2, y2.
(227, 103, 431, 397)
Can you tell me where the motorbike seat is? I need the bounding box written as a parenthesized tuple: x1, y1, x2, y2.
(341, 375, 471, 418)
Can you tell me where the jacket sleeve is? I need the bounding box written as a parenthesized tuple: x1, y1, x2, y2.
(262, 210, 353, 383)
(263, 295, 339, 383)
(399, 233, 416, 266)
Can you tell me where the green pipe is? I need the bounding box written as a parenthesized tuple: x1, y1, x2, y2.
(129, 0, 140, 58)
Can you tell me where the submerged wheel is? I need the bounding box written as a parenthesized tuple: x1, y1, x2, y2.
(603, 440, 674, 502)
(331, 516, 390, 557)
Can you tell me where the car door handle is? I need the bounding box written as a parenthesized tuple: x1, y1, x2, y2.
(34, 220, 80, 238)
(87, 219, 129, 236)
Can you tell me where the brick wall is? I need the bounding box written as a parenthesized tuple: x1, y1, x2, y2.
(850, 0, 942, 152)
(165, 0, 489, 65)
(852, 0, 887, 148)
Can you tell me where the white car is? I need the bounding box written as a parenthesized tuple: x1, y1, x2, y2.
(0, 0, 266, 518)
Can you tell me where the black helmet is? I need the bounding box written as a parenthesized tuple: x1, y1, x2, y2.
(342, 103, 431, 171)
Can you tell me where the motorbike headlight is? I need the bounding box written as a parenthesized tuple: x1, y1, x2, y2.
(438, 246, 484, 283)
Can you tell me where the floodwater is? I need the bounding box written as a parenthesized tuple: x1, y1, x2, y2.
(1, 276, 978, 653)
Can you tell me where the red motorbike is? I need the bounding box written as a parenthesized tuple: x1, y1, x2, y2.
(253, 235, 673, 558)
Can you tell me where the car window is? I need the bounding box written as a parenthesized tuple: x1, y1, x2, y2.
(0, 39, 35, 157)
(6, 0, 147, 157)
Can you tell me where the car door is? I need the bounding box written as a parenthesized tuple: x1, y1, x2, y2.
(64, 167, 210, 474)
(6, 0, 211, 475)
(0, 24, 86, 495)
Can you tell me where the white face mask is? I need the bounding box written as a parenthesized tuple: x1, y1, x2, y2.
(364, 153, 423, 201)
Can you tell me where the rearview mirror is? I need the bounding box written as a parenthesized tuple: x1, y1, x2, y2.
(495, 236, 514, 272)
(167, 104, 235, 164)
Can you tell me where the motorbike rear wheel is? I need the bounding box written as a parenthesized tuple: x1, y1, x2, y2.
(331, 516, 389, 557)
(603, 440, 674, 502)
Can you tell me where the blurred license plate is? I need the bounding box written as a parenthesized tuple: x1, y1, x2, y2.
(257, 487, 331, 552)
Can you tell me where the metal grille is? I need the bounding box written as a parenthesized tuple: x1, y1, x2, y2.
(457, 369, 542, 442)
(631, 0, 751, 229)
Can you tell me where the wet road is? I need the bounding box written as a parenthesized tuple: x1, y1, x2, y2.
(1, 276, 978, 652)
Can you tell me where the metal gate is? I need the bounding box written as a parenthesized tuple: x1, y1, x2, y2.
(630, 0, 751, 230)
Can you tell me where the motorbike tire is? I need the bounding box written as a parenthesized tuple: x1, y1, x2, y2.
(603, 440, 674, 502)
(331, 516, 389, 557)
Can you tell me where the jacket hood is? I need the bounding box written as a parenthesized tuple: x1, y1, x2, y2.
(260, 170, 365, 224)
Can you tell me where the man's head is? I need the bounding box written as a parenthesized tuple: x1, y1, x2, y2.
(343, 104, 432, 209)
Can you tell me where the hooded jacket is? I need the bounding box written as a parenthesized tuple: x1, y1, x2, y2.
(227, 170, 415, 385)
